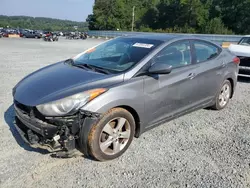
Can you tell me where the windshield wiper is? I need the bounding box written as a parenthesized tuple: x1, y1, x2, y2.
(65, 58, 113, 74)
(65, 59, 91, 71)
(72, 63, 111, 74)
(84, 64, 112, 74)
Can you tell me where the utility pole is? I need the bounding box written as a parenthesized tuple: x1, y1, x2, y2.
(131, 6, 135, 32)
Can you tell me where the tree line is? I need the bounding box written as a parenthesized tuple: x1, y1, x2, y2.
(87, 0, 250, 34)
(0, 15, 88, 31)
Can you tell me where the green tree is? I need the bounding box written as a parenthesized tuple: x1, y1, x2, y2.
(203, 17, 234, 34)
(210, 0, 250, 34)
(86, 0, 248, 34)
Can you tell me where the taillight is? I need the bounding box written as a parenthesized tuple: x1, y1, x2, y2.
(233, 57, 240, 64)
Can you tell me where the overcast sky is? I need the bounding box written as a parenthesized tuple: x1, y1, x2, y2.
(0, 0, 95, 22)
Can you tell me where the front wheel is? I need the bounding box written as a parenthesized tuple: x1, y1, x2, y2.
(211, 80, 232, 110)
(85, 108, 135, 161)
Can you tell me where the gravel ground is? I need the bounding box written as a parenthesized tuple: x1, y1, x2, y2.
(0, 37, 250, 188)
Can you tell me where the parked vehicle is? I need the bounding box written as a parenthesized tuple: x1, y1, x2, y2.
(0, 29, 3, 38)
(13, 35, 239, 161)
(66, 32, 76, 39)
(22, 31, 42, 39)
(54, 31, 63, 36)
(1, 28, 23, 37)
(18, 29, 29, 37)
(228, 35, 250, 75)
(80, 32, 88, 39)
(35, 30, 44, 36)
(66, 32, 87, 40)
(41, 31, 50, 37)
(43, 33, 59, 42)
(2, 32, 9, 37)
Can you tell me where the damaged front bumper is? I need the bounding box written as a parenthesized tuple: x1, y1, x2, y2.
(14, 101, 101, 156)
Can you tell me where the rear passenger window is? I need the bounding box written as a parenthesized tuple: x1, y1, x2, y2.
(194, 41, 220, 63)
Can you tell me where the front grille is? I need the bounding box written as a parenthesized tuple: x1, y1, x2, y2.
(14, 100, 32, 115)
(239, 57, 250, 67)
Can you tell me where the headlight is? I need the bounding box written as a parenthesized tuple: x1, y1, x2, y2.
(36, 88, 107, 116)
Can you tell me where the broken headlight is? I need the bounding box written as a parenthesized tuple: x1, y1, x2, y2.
(36, 88, 107, 116)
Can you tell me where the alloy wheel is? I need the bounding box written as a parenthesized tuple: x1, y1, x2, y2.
(219, 83, 231, 107)
(99, 117, 131, 155)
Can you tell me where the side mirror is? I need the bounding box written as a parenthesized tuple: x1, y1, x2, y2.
(148, 62, 172, 74)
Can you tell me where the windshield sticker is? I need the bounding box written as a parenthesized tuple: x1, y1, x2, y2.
(133, 43, 154, 48)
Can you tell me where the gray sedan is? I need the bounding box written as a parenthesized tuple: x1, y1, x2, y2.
(13, 35, 239, 161)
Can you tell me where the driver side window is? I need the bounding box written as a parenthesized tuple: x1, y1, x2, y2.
(153, 40, 192, 68)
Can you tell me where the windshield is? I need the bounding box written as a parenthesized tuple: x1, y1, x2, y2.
(73, 37, 163, 73)
(238, 37, 250, 46)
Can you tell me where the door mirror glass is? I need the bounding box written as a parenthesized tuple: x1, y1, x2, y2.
(148, 62, 172, 74)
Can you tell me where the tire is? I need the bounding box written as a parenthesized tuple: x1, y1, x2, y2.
(211, 80, 232, 110)
(85, 108, 135, 161)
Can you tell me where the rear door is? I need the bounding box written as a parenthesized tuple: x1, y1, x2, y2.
(190, 39, 225, 104)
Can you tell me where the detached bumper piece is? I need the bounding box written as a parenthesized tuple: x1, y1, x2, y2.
(14, 101, 100, 158)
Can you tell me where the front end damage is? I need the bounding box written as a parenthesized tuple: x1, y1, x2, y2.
(14, 100, 100, 158)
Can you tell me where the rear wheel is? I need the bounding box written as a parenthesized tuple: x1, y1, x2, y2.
(86, 108, 135, 161)
(211, 80, 232, 110)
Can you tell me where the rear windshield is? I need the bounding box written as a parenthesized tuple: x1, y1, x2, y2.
(74, 37, 163, 73)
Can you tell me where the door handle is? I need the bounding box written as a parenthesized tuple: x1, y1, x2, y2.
(187, 73, 196, 79)
(221, 61, 226, 67)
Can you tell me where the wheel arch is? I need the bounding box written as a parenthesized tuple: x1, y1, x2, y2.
(226, 77, 234, 98)
(114, 105, 141, 138)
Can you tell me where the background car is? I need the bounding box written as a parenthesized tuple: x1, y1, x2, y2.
(22, 31, 42, 38)
(13, 35, 239, 161)
(43, 32, 59, 42)
(0, 29, 3, 38)
(229, 35, 250, 76)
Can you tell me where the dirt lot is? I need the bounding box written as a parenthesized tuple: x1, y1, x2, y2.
(0, 37, 250, 188)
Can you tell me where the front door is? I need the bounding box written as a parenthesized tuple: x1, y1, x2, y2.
(143, 40, 201, 127)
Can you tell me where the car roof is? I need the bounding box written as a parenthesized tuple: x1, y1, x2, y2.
(121, 34, 180, 41)
(120, 34, 209, 42)
(118, 34, 222, 47)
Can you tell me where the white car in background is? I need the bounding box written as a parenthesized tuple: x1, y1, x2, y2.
(229, 35, 250, 76)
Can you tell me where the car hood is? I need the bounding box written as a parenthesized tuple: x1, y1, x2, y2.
(228, 44, 250, 57)
(14, 62, 124, 106)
